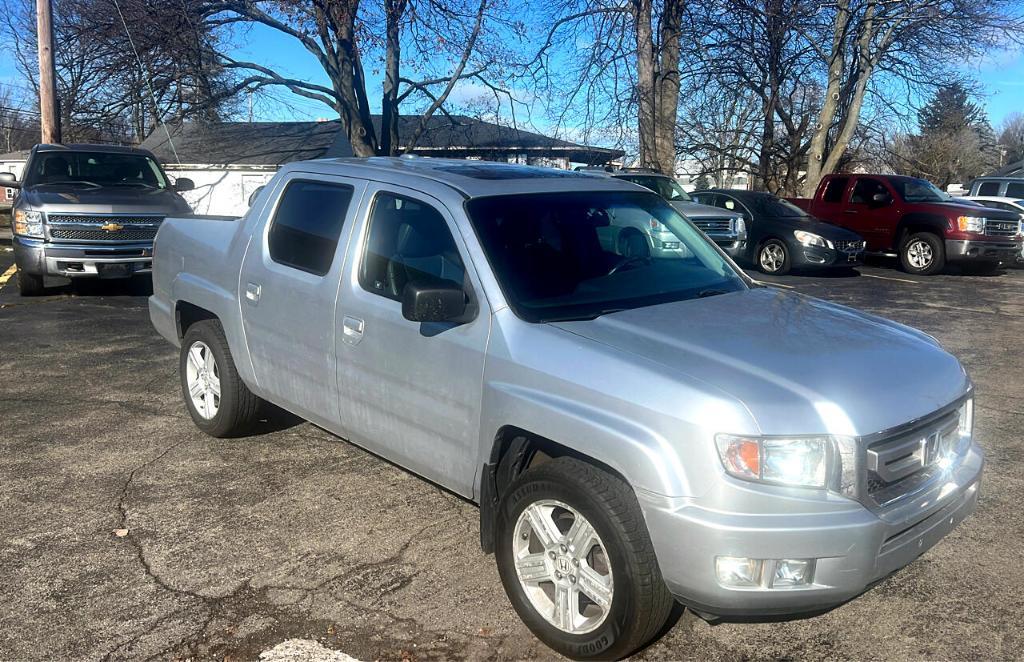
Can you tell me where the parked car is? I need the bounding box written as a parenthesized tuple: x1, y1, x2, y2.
(590, 169, 748, 257)
(787, 174, 1022, 275)
(151, 158, 982, 660)
(693, 189, 865, 275)
(966, 195, 1024, 265)
(0, 143, 194, 296)
(967, 176, 1024, 199)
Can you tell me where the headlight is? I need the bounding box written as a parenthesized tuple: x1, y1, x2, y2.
(956, 216, 985, 233)
(733, 217, 747, 239)
(715, 434, 829, 488)
(13, 209, 44, 238)
(794, 230, 832, 249)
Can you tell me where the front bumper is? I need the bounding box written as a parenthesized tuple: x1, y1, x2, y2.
(13, 235, 154, 278)
(638, 442, 983, 616)
(945, 239, 1021, 263)
(794, 244, 864, 269)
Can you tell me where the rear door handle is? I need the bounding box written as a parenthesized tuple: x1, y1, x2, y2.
(245, 282, 261, 304)
(843, 209, 858, 214)
(342, 315, 365, 345)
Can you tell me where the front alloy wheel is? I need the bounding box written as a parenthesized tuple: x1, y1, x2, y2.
(512, 500, 614, 635)
(758, 239, 791, 275)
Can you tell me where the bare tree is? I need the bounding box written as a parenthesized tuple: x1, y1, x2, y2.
(801, 0, 1023, 195)
(997, 112, 1024, 166)
(197, 0, 512, 156)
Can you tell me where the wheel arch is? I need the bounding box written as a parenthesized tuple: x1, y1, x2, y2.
(894, 213, 949, 251)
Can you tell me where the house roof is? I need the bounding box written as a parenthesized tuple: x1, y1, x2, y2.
(139, 117, 624, 167)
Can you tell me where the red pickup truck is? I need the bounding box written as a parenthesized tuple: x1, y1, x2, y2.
(788, 174, 1022, 275)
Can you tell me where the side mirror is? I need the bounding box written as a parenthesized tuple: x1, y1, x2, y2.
(401, 281, 467, 323)
(173, 177, 195, 192)
(248, 185, 265, 208)
(0, 172, 20, 188)
(871, 192, 891, 205)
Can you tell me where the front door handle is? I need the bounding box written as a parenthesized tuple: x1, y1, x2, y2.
(843, 209, 858, 214)
(342, 315, 365, 346)
(245, 282, 261, 305)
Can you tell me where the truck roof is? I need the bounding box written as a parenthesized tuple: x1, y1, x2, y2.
(283, 156, 643, 198)
(32, 143, 158, 157)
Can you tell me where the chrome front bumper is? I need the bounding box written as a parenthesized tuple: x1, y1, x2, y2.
(638, 442, 983, 616)
(945, 239, 1021, 263)
(13, 236, 154, 278)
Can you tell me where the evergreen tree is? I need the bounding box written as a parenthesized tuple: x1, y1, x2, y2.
(908, 83, 999, 188)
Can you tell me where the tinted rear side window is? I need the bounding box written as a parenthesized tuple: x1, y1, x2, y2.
(269, 180, 354, 276)
(822, 177, 848, 203)
(976, 181, 1000, 196)
(1006, 182, 1024, 198)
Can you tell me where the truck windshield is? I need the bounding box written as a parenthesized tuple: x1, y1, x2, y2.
(892, 178, 949, 203)
(24, 151, 169, 189)
(466, 191, 749, 322)
(619, 175, 693, 202)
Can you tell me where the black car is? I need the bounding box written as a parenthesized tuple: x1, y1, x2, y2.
(692, 189, 866, 275)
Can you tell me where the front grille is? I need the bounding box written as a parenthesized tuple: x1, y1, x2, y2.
(834, 239, 866, 252)
(692, 218, 733, 234)
(984, 219, 1019, 237)
(46, 214, 163, 243)
(50, 227, 158, 242)
(864, 410, 960, 507)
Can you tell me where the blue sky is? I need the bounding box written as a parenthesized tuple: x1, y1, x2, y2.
(2, 21, 1022, 132)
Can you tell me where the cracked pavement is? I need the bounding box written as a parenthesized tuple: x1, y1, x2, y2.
(0, 244, 1022, 660)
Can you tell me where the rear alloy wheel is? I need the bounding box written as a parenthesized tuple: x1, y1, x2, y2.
(179, 320, 262, 437)
(757, 239, 791, 275)
(496, 457, 674, 660)
(900, 232, 945, 275)
(16, 270, 45, 296)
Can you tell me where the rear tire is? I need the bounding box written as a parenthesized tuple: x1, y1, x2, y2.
(180, 320, 262, 437)
(16, 270, 45, 296)
(495, 457, 674, 660)
(899, 232, 945, 275)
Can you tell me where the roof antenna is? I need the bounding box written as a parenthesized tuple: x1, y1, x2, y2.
(110, 0, 180, 164)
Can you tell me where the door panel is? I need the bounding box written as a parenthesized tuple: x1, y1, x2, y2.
(846, 177, 899, 250)
(335, 184, 489, 497)
(240, 174, 367, 424)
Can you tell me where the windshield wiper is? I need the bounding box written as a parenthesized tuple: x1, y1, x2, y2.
(697, 288, 731, 298)
(38, 180, 101, 188)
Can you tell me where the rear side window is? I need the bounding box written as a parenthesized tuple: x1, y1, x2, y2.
(359, 192, 466, 301)
(268, 180, 354, 276)
(822, 177, 848, 203)
(1006, 182, 1024, 198)
(976, 181, 1000, 196)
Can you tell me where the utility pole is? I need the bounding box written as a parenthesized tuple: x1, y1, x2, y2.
(37, 0, 60, 144)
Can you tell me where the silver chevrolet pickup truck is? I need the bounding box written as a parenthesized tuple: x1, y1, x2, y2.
(3, 143, 193, 296)
(149, 158, 982, 660)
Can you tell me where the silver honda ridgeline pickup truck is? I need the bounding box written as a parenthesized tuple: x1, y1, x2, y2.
(3, 143, 193, 296)
(149, 158, 981, 660)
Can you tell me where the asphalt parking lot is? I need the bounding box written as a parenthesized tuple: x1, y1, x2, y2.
(1, 230, 1022, 660)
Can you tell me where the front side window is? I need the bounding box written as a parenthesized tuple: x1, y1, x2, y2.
(822, 177, 848, 203)
(1005, 182, 1024, 198)
(25, 151, 168, 189)
(850, 178, 889, 204)
(466, 191, 747, 322)
(268, 180, 354, 276)
(360, 192, 466, 301)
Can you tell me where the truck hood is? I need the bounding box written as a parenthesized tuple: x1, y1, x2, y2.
(19, 185, 192, 215)
(669, 200, 739, 221)
(928, 200, 1019, 221)
(550, 287, 969, 437)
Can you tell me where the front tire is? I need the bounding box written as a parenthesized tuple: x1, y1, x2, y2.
(900, 232, 945, 275)
(495, 457, 673, 660)
(179, 320, 262, 437)
(17, 270, 45, 296)
(757, 238, 791, 275)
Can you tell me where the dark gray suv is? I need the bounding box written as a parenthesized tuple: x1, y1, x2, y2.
(1, 143, 194, 296)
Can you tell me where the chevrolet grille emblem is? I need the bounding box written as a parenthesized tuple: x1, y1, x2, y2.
(99, 222, 124, 232)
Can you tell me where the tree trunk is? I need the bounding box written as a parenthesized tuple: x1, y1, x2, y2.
(803, 0, 851, 196)
(653, 0, 683, 175)
(380, 0, 406, 155)
(634, 0, 657, 169)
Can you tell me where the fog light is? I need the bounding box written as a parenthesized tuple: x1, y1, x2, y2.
(771, 559, 814, 587)
(715, 556, 762, 587)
